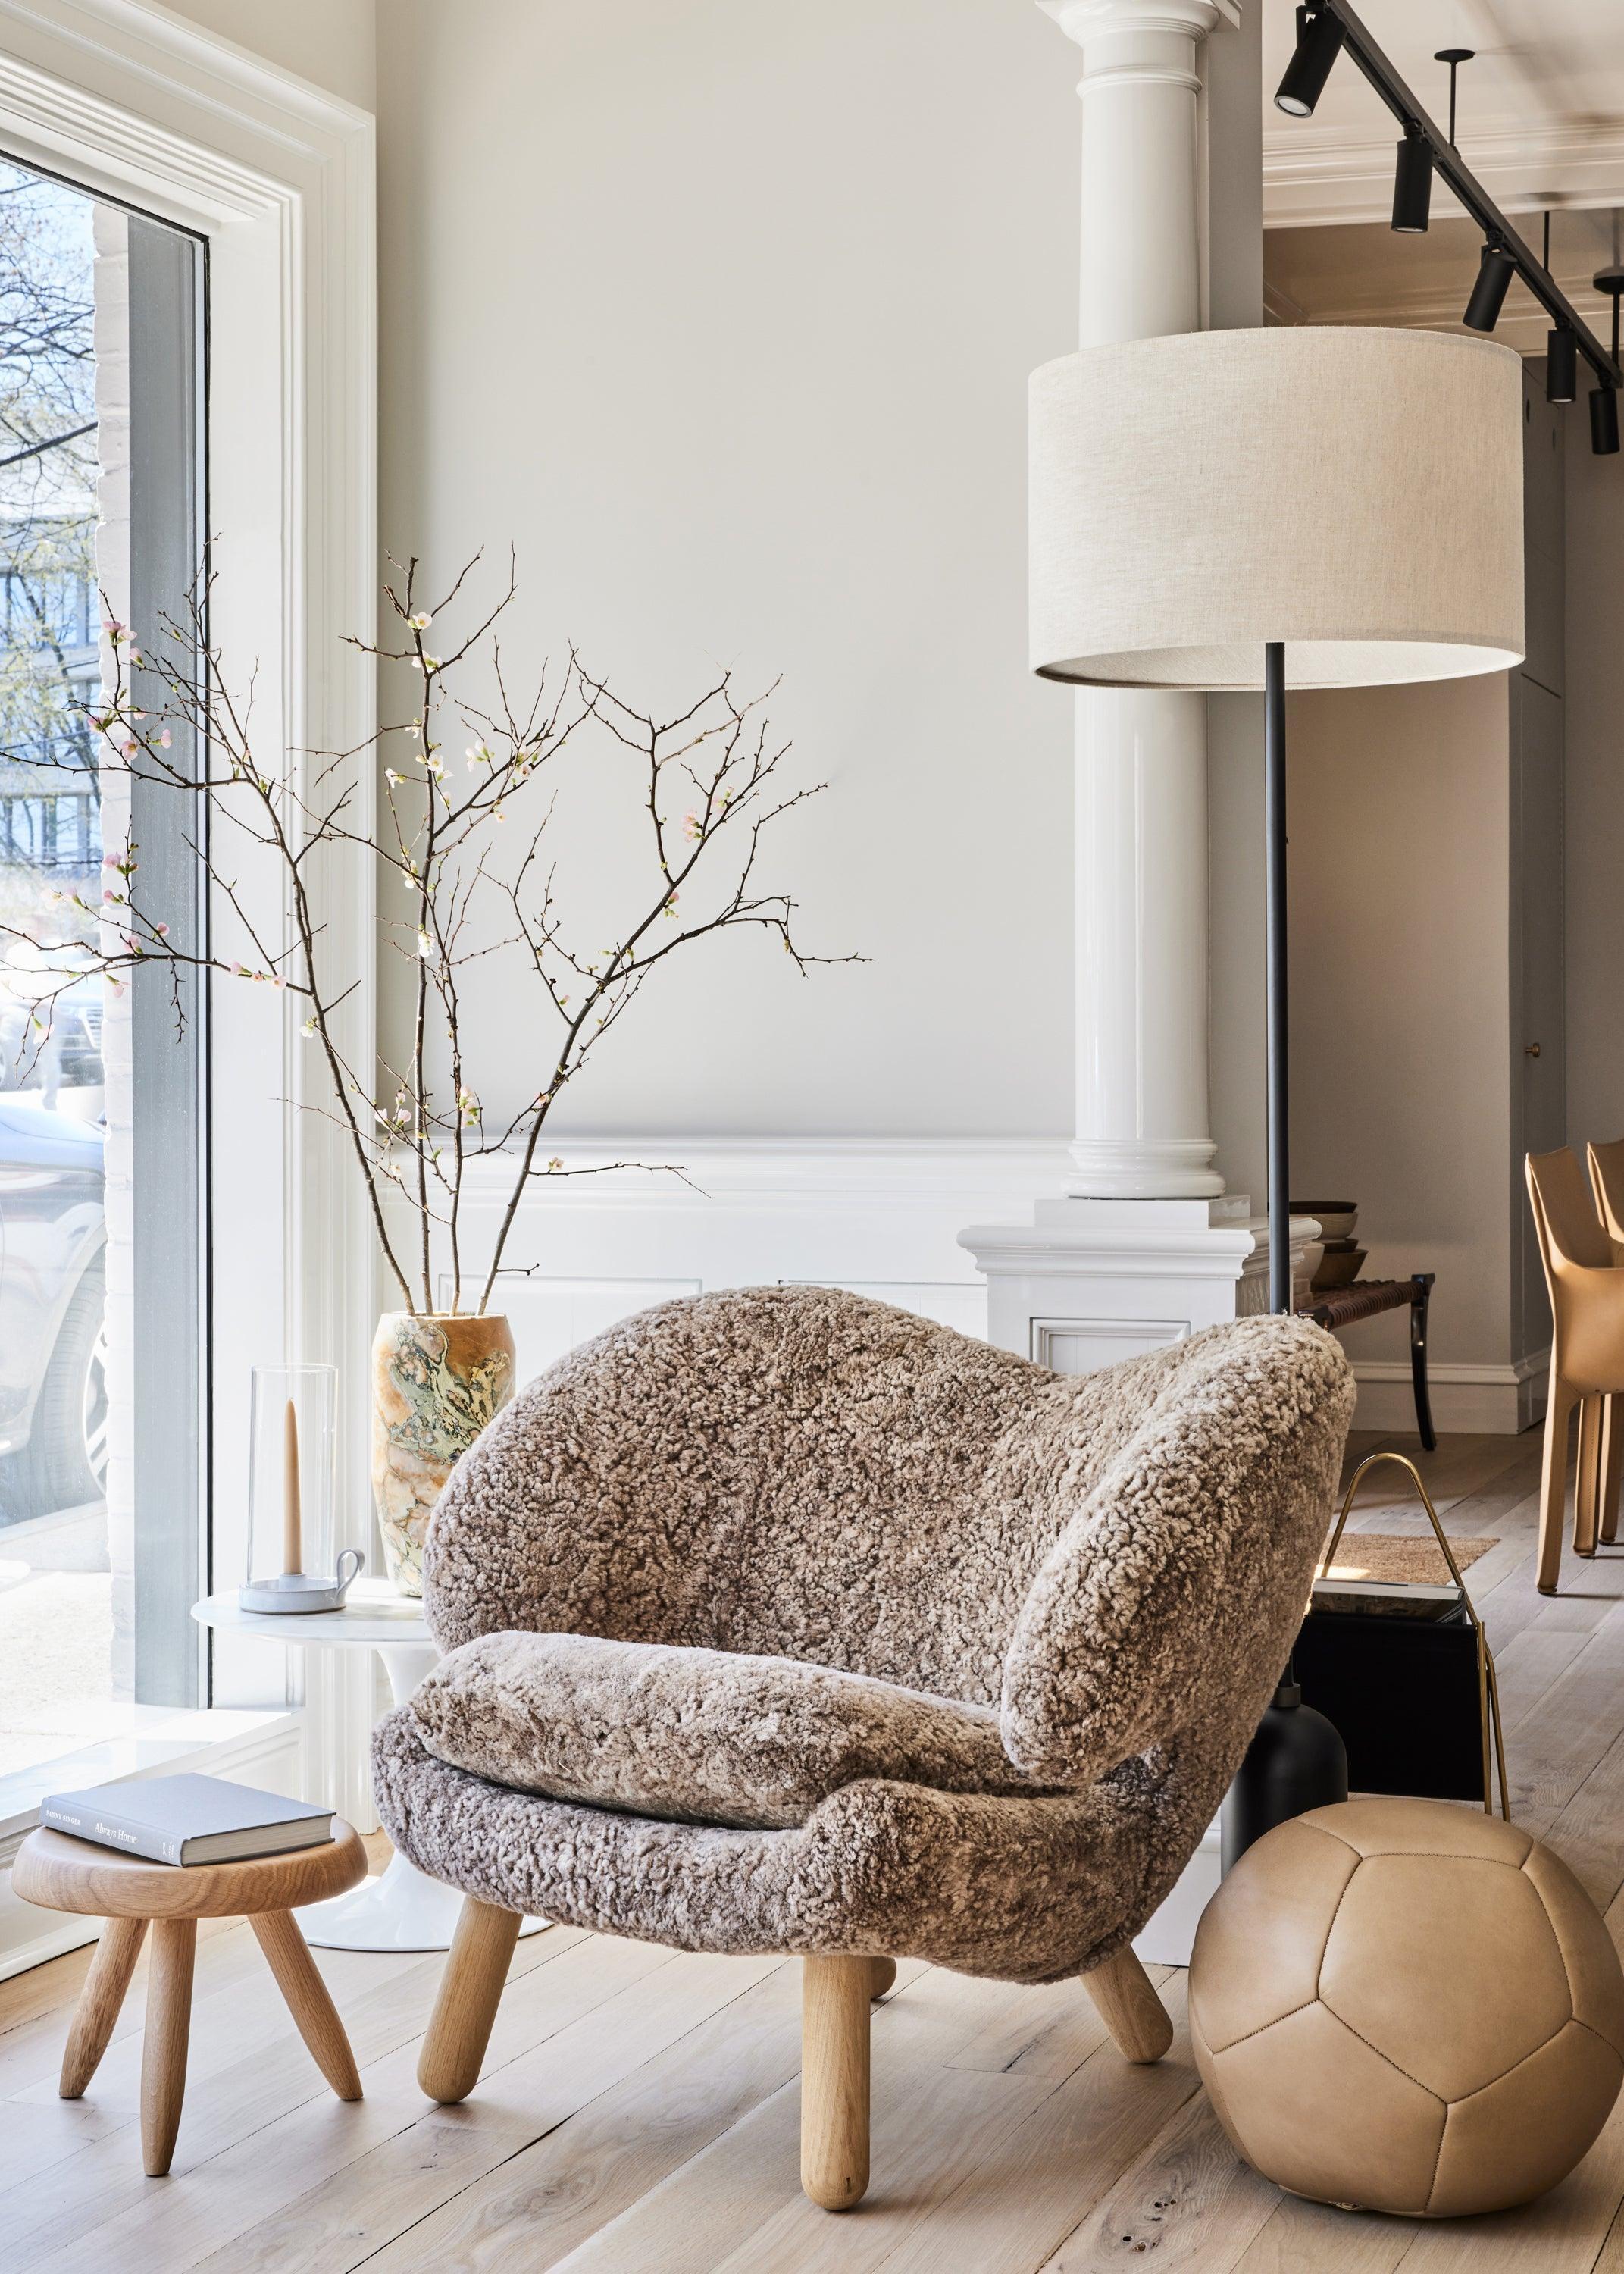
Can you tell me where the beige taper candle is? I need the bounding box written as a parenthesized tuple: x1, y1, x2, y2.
(283, 1397, 302, 1576)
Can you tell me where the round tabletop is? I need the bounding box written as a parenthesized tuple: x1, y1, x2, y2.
(192, 1579, 430, 1648)
(13, 1819, 367, 1918)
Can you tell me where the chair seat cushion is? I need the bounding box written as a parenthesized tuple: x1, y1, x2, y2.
(408, 1630, 1051, 1830)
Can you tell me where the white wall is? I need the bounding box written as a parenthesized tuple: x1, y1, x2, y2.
(374, 0, 1078, 1142)
(161, 0, 374, 108)
(1284, 672, 1515, 1380)
(1565, 418, 1624, 1154)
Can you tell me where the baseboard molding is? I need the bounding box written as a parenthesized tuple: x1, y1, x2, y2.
(1351, 1348, 1549, 1438)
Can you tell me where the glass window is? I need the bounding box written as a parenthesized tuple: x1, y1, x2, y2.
(0, 158, 206, 1774)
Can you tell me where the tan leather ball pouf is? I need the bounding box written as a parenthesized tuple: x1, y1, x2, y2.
(1189, 1797, 1624, 2217)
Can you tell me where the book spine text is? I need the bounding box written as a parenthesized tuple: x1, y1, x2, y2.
(40, 1802, 183, 1865)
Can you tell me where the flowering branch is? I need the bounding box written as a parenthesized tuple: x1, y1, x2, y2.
(4, 557, 856, 1316)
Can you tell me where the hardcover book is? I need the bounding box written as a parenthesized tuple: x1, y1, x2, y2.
(39, 1774, 335, 1868)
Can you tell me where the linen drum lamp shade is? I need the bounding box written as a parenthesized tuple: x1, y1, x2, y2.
(1029, 326, 1525, 691)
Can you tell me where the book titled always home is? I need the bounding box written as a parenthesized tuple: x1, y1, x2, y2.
(39, 1774, 335, 1868)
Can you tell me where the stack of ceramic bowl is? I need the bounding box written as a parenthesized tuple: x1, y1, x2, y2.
(1293, 1201, 1365, 1290)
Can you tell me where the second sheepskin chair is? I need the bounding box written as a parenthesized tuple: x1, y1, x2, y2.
(374, 1288, 1354, 2210)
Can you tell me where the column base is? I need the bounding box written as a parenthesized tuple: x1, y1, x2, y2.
(958, 1195, 1319, 1370)
(1065, 1136, 1224, 1201)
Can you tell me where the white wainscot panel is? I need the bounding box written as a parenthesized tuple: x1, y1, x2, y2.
(404, 1140, 1075, 1378)
(465, 1276, 702, 1383)
(1031, 1316, 1189, 1373)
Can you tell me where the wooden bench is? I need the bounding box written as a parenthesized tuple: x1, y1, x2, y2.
(1298, 1272, 1436, 1451)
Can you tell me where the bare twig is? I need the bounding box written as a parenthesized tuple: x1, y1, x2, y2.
(48, 555, 855, 1316)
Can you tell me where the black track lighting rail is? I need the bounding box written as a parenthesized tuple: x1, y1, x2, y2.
(1279, 0, 1622, 393)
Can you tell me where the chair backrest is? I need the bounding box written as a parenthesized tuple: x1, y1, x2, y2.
(422, 1285, 1150, 1701)
(1528, 1146, 1613, 1272)
(422, 1289, 1356, 1797)
(995, 1310, 1354, 1785)
(1588, 1138, 1624, 1248)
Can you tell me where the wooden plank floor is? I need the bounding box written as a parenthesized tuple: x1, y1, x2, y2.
(8, 1424, 1624, 2272)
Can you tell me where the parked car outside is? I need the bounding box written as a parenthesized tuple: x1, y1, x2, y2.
(0, 945, 104, 1107)
(0, 1095, 105, 1521)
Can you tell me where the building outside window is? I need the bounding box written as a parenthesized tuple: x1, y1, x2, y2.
(0, 155, 205, 1779)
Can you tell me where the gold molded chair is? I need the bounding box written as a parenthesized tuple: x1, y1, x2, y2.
(1585, 1138, 1624, 1550)
(1526, 1147, 1624, 1593)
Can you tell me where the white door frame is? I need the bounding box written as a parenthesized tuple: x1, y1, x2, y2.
(0, 0, 378, 1822)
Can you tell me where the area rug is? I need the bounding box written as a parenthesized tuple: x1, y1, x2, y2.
(1319, 1534, 1497, 1586)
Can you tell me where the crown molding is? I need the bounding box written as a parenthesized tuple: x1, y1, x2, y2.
(1264, 112, 1624, 230)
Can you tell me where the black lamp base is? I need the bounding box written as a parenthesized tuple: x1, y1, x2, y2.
(1222, 1672, 1349, 1872)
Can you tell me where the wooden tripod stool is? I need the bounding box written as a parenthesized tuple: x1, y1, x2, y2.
(12, 1821, 367, 2175)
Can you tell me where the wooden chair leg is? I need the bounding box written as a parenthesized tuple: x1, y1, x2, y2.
(1576, 1395, 1604, 1558)
(801, 1956, 871, 2210)
(418, 1897, 521, 2104)
(251, 1910, 362, 2100)
(61, 1916, 147, 2099)
(1538, 1373, 1579, 1594)
(1602, 1395, 1623, 1546)
(1082, 1945, 1174, 2064)
(140, 1918, 195, 2176)
(868, 1957, 896, 2000)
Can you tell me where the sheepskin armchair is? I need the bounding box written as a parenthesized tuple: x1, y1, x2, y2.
(374, 1287, 1353, 2209)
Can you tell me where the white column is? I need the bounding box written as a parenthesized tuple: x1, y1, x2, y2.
(960, 0, 1315, 1387)
(1044, 0, 1227, 1200)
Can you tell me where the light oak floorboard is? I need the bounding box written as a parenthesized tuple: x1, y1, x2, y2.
(1040, 2091, 1282, 2270)
(3, 1928, 590, 2274)
(179, 1950, 782, 2274)
(580, 1969, 1072, 2274)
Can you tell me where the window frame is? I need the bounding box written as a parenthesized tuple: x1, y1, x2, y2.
(0, 1, 377, 1846)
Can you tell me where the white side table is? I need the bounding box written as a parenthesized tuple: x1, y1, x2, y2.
(192, 1582, 546, 1953)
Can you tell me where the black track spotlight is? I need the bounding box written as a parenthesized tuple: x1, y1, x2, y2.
(1546, 327, 1578, 406)
(1591, 385, 1620, 457)
(1391, 130, 1432, 233)
(1463, 243, 1515, 334)
(1275, 5, 1344, 119)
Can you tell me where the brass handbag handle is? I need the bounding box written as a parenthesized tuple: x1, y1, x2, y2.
(1316, 1449, 1510, 1820)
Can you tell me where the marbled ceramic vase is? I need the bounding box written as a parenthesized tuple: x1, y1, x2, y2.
(371, 1311, 516, 1595)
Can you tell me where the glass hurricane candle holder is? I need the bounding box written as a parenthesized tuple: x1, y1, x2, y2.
(242, 1363, 361, 1612)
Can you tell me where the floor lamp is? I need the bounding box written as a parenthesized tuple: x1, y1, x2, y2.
(1029, 324, 1525, 1314)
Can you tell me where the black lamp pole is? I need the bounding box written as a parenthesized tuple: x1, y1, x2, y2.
(1265, 641, 1291, 1315)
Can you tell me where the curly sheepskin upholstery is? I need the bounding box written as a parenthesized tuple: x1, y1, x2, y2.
(374, 1286, 1354, 1984)
(411, 1630, 1052, 1829)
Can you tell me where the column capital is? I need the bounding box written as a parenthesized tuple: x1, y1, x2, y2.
(1037, 0, 1239, 48)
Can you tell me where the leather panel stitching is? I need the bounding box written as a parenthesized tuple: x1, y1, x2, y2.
(1315, 1996, 1448, 2102)
(1206, 1995, 1321, 2054)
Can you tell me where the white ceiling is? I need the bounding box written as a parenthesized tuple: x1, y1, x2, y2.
(1262, 1, 1624, 152)
(1262, 0, 1624, 231)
